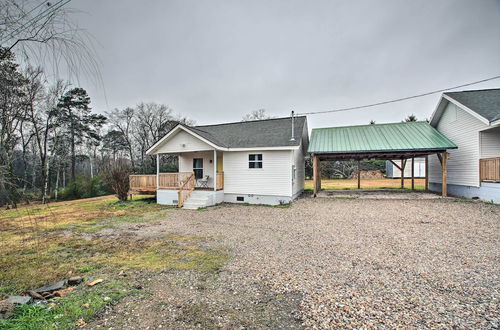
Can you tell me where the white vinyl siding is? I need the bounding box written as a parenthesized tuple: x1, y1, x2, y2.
(428, 102, 489, 187)
(480, 126, 500, 158)
(223, 150, 292, 196)
(179, 151, 215, 187)
(156, 130, 213, 153)
(387, 158, 426, 178)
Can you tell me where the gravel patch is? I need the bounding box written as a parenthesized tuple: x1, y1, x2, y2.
(92, 196, 499, 328)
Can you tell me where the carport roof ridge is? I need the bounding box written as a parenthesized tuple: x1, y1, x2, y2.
(308, 121, 457, 154)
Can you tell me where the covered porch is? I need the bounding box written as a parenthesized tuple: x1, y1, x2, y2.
(129, 149, 224, 207)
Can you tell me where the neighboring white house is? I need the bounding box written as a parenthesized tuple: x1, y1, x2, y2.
(385, 158, 426, 178)
(428, 89, 500, 203)
(144, 116, 309, 208)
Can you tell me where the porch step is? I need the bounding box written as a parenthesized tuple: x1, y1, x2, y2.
(182, 194, 210, 209)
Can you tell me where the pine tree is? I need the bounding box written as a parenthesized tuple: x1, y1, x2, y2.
(55, 88, 106, 182)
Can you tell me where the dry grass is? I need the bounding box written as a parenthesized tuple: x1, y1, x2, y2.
(304, 178, 425, 190)
(0, 196, 227, 297)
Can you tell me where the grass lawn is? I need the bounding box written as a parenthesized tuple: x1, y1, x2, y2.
(304, 178, 426, 190)
(0, 195, 228, 329)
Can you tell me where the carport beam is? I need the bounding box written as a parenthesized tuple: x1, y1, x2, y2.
(440, 152, 448, 197)
(425, 155, 429, 190)
(357, 160, 361, 189)
(313, 154, 319, 197)
(411, 157, 415, 190)
(400, 159, 407, 189)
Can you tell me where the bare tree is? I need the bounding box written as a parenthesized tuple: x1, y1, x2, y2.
(0, 0, 100, 82)
(242, 109, 272, 121)
(107, 107, 136, 169)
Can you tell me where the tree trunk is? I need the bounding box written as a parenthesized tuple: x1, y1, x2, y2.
(70, 117, 76, 182)
(89, 155, 94, 178)
(42, 159, 50, 203)
(55, 162, 60, 201)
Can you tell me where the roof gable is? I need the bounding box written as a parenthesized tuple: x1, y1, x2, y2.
(444, 89, 500, 123)
(308, 121, 457, 154)
(431, 89, 500, 126)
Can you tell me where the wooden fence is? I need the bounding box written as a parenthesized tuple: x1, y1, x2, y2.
(480, 157, 500, 182)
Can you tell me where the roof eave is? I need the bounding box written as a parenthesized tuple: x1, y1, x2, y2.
(308, 146, 457, 155)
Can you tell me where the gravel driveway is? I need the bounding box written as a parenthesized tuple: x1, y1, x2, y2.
(91, 196, 499, 329)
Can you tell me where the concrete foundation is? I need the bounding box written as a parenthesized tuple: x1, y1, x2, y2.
(429, 182, 500, 204)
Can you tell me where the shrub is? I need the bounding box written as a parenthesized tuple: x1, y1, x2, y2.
(103, 159, 131, 201)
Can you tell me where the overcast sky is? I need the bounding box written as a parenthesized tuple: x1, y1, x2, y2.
(72, 0, 500, 129)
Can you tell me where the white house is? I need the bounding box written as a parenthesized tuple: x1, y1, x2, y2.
(428, 89, 500, 203)
(385, 158, 426, 178)
(139, 116, 309, 208)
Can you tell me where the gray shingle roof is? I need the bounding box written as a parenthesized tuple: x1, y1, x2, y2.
(185, 116, 307, 148)
(445, 88, 500, 123)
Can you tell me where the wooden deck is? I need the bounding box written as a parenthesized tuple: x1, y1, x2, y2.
(129, 172, 224, 195)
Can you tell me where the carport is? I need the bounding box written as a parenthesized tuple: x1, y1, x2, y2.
(308, 121, 458, 197)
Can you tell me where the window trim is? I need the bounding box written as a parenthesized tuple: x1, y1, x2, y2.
(249, 154, 263, 169)
(193, 158, 204, 179)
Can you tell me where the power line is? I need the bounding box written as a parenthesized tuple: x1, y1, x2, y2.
(297, 74, 500, 116)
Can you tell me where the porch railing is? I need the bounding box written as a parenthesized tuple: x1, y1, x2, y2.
(129, 174, 156, 191)
(480, 157, 500, 182)
(159, 172, 194, 189)
(129, 171, 225, 194)
(178, 173, 196, 207)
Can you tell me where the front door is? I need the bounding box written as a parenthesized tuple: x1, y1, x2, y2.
(193, 158, 203, 179)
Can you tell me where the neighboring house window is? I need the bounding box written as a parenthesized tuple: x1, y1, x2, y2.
(249, 154, 263, 168)
(193, 158, 203, 179)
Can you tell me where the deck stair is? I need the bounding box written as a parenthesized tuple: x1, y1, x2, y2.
(182, 190, 212, 209)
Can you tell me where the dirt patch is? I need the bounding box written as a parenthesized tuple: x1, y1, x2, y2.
(90, 270, 302, 329)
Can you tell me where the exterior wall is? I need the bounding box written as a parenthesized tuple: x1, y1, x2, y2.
(179, 151, 216, 187)
(223, 193, 292, 205)
(480, 126, 500, 158)
(386, 158, 426, 178)
(223, 150, 293, 196)
(292, 143, 305, 196)
(429, 182, 500, 204)
(157, 189, 224, 207)
(428, 102, 489, 187)
(157, 189, 179, 205)
(156, 130, 213, 153)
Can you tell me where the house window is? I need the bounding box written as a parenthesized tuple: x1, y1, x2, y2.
(249, 154, 263, 168)
(193, 158, 203, 179)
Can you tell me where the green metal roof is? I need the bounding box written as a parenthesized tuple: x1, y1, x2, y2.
(308, 121, 457, 154)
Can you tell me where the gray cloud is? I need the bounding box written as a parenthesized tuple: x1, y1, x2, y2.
(72, 0, 500, 128)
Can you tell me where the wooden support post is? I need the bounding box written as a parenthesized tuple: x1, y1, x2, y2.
(156, 154, 160, 190)
(424, 155, 429, 191)
(313, 155, 319, 197)
(440, 152, 448, 197)
(411, 157, 415, 190)
(357, 160, 361, 189)
(400, 159, 407, 189)
(213, 149, 217, 191)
